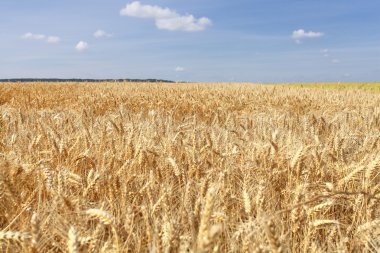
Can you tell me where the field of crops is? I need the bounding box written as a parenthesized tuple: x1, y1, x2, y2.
(1, 82, 380, 252)
(288, 82, 380, 92)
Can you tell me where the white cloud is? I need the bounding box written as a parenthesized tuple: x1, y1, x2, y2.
(47, 36, 60, 43)
(22, 32, 46, 40)
(22, 32, 60, 44)
(156, 16, 211, 32)
(120, 1, 212, 32)
(292, 29, 324, 43)
(75, 41, 88, 51)
(332, 59, 340, 63)
(94, 29, 112, 38)
(292, 29, 324, 39)
(175, 66, 185, 72)
(121, 1, 174, 19)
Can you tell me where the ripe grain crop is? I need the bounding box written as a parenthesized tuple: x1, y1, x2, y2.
(288, 82, 380, 92)
(0, 82, 380, 252)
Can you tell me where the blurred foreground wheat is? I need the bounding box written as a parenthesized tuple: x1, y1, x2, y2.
(0, 82, 380, 252)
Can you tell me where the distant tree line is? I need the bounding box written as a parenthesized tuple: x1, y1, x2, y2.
(0, 78, 174, 83)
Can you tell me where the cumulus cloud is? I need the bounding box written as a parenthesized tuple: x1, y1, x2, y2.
(120, 1, 212, 32)
(121, 1, 174, 19)
(94, 29, 112, 38)
(175, 66, 185, 72)
(292, 29, 324, 43)
(75, 41, 88, 51)
(22, 32, 60, 44)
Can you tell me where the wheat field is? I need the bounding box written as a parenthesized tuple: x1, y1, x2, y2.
(288, 83, 380, 92)
(1, 82, 380, 252)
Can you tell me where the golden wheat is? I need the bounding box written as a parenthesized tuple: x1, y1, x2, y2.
(0, 81, 379, 252)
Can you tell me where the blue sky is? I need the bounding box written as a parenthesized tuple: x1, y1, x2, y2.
(0, 0, 379, 82)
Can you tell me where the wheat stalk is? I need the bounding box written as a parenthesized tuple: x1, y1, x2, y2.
(0, 231, 31, 242)
(68, 227, 79, 253)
